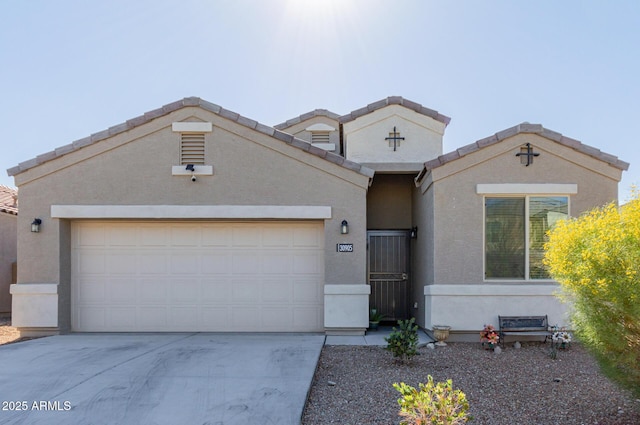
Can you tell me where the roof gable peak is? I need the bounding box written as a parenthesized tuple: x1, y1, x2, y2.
(339, 96, 451, 126)
(423, 122, 629, 172)
(8, 97, 373, 180)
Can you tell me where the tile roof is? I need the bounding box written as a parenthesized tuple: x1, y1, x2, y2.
(7, 97, 374, 179)
(0, 185, 18, 215)
(423, 123, 630, 172)
(339, 96, 451, 126)
(274, 109, 341, 130)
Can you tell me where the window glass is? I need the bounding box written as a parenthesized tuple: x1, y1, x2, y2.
(529, 197, 568, 279)
(485, 196, 568, 280)
(485, 198, 525, 279)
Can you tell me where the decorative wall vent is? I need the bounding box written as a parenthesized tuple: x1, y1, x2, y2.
(311, 131, 330, 144)
(180, 133, 205, 165)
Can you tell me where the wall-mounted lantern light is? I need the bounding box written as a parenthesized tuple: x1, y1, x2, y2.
(411, 226, 418, 239)
(31, 218, 42, 233)
(341, 220, 349, 235)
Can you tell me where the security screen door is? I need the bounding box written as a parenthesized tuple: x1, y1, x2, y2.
(367, 230, 411, 321)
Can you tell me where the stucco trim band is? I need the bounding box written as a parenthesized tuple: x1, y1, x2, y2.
(424, 284, 559, 297)
(51, 205, 332, 219)
(476, 183, 578, 195)
(172, 122, 213, 132)
(171, 165, 214, 176)
(10, 283, 59, 295)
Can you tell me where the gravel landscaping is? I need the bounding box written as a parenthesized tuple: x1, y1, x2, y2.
(302, 342, 640, 425)
(0, 314, 21, 345)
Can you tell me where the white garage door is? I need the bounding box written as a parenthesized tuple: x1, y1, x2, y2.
(71, 221, 324, 332)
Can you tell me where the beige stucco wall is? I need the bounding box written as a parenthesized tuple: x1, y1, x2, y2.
(415, 132, 624, 335)
(428, 133, 622, 286)
(410, 184, 431, 327)
(367, 174, 414, 229)
(0, 212, 17, 312)
(13, 107, 370, 332)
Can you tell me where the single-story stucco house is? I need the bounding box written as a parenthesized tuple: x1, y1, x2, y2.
(0, 185, 18, 313)
(7, 96, 629, 339)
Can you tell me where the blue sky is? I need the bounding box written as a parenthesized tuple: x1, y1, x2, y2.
(1, 0, 638, 200)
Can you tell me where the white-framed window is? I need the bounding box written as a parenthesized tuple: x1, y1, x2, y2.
(484, 195, 569, 280)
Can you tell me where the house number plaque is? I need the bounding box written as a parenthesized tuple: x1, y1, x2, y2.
(337, 243, 354, 252)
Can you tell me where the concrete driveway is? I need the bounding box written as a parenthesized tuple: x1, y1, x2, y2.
(0, 333, 325, 425)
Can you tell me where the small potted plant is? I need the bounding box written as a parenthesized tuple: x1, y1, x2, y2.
(369, 308, 385, 330)
(552, 328, 572, 349)
(480, 324, 499, 349)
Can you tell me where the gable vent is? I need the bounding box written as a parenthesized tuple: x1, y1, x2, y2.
(180, 133, 205, 165)
(311, 131, 330, 144)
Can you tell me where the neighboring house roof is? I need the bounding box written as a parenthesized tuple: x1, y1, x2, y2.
(423, 122, 630, 172)
(339, 96, 451, 126)
(274, 109, 341, 130)
(7, 97, 374, 179)
(0, 185, 18, 215)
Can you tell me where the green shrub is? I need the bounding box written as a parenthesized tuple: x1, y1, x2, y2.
(544, 191, 640, 397)
(385, 317, 419, 362)
(393, 376, 471, 425)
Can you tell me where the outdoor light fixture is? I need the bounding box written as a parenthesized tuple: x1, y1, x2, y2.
(411, 226, 418, 239)
(31, 218, 42, 233)
(341, 220, 349, 235)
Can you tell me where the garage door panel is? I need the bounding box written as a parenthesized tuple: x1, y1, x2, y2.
(294, 226, 322, 246)
(138, 307, 168, 328)
(201, 253, 230, 274)
(232, 307, 260, 329)
(201, 226, 231, 246)
(108, 279, 133, 303)
(232, 226, 261, 246)
(77, 224, 105, 246)
(293, 307, 322, 330)
(231, 279, 262, 303)
(77, 250, 106, 274)
(262, 227, 291, 247)
(76, 279, 105, 303)
(171, 279, 200, 303)
(140, 226, 168, 246)
(293, 278, 322, 302)
(200, 280, 231, 302)
(201, 306, 230, 325)
(262, 253, 291, 274)
(170, 307, 199, 328)
(78, 306, 106, 329)
(262, 308, 292, 329)
(293, 252, 322, 274)
(108, 307, 136, 329)
(139, 279, 168, 304)
(170, 252, 200, 274)
(107, 225, 138, 246)
(139, 252, 168, 274)
(262, 280, 291, 302)
(171, 226, 201, 246)
(72, 221, 324, 332)
(107, 253, 137, 274)
(232, 252, 261, 274)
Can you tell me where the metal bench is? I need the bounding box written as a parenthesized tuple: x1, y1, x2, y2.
(498, 315, 552, 347)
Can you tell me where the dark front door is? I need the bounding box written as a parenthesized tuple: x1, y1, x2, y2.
(367, 230, 411, 321)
